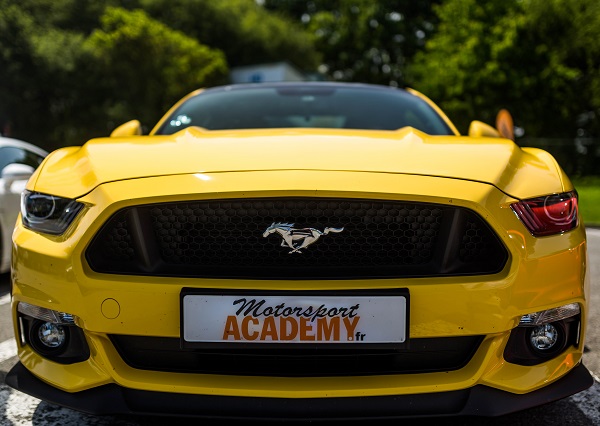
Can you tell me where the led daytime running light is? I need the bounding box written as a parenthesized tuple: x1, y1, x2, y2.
(17, 302, 76, 325)
(519, 303, 580, 327)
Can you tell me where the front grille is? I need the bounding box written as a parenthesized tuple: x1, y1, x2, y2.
(85, 198, 508, 279)
(109, 335, 484, 377)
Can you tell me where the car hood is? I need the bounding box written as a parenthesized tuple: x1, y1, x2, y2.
(31, 127, 569, 200)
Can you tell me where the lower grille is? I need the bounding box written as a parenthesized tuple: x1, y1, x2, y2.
(109, 335, 484, 377)
(85, 197, 508, 279)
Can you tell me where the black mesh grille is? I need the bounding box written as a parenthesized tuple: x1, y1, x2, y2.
(101, 216, 135, 261)
(109, 335, 484, 377)
(85, 198, 508, 279)
(459, 218, 502, 263)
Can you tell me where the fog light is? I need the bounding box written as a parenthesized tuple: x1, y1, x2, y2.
(505, 302, 581, 365)
(38, 322, 66, 348)
(530, 323, 559, 351)
(17, 302, 90, 363)
(29, 319, 70, 356)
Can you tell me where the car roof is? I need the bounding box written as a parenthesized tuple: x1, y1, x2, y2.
(0, 135, 48, 157)
(201, 81, 408, 94)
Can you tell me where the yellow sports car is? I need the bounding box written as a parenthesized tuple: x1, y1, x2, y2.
(6, 82, 593, 419)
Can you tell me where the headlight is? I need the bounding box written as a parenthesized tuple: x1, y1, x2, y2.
(21, 190, 84, 235)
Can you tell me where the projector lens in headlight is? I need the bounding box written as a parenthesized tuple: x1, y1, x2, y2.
(21, 190, 84, 235)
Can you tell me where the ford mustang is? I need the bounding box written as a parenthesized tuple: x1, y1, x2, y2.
(5, 82, 593, 420)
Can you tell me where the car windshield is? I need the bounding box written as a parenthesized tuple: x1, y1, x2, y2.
(155, 84, 454, 135)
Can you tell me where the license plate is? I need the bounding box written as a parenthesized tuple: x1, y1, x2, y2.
(181, 289, 408, 347)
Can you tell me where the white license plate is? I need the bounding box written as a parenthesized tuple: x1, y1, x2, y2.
(181, 292, 407, 345)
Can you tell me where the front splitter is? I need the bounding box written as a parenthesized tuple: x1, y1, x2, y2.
(5, 361, 594, 420)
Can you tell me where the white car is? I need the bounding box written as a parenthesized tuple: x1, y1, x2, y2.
(0, 136, 48, 273)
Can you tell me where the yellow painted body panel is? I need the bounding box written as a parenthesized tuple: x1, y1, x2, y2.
(30, 128, 569, 200)
(11, 170, 589, 398)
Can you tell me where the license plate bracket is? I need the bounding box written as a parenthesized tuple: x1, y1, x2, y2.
(180, 288, 409, 349)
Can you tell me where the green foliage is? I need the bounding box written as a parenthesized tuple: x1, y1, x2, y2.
(137, 0, 320, 71)
(0, 2, 87, 149)
(1, 0, 599, 154)
(264, 0, 441, 86)
(83, 7, 228, 131)
(572, 176, 600, 226)
(0, 0, 119, 33)
(408, 0, 600, 138)
(0, 0, 317, 149)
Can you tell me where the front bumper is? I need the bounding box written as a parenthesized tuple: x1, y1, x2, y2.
(8, 171, 592, 416)
(5, 361, 594, 420)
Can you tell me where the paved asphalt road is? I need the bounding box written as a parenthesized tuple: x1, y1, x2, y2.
(1, 229, 599, 425)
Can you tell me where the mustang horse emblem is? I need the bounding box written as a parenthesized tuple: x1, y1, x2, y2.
(263, 222, 345, 254)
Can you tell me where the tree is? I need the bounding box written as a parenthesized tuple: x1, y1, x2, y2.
(0, 1, 87, 148)
(0, 0, 318, 149)
(83, 7, 229, 133)
(408, 0, 600, 138)
(137, 0, 321, 72)
(263, 0, 441, 86)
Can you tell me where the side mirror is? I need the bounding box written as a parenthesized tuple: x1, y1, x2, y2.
(496, 109, 515, 140)
(2, 163, 35, 190)
(110, 120, 142, 137)
(468, 120, 500, 138)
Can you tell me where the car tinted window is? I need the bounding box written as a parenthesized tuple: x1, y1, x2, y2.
(0, 147, 45, 171)
(156, 85, 453, 135)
